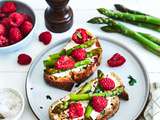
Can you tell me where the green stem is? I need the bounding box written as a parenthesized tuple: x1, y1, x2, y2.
(97, 8, 160, 25)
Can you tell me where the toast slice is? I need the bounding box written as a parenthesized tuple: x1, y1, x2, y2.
(48, 70, 129, 120)
(43, 29, 102, 91)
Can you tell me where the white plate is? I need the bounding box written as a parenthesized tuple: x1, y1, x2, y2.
(26, 37, 150, 120)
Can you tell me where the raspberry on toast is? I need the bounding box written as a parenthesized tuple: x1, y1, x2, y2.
(43, 29, 102, 91)
(48, 70, 129, 120)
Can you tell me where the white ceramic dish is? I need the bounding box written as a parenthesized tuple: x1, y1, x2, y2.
(26, 37, 149, 120)
(0, 1, 35, 53)
(0, 88, 25, 120)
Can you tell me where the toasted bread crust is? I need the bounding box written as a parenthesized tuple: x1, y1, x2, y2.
(44, 39, 102, 91)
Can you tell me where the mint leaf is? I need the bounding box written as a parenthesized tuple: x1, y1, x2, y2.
(128, 75, 137, 86)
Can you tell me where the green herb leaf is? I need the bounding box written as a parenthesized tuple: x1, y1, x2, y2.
(128, 75, 137, 86)
(77, 32, 82, 39)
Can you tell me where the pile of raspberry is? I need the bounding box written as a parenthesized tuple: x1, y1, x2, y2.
(0, 2, 33, 47)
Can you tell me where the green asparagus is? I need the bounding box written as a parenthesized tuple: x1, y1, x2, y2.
(114, 4, 147, 16)
(97, 8, 160, 25)
(69, 86, 124, 101)
(88, 17, 160, 56)
(43, 39, 96, 68)
(98, 25, 160, 45)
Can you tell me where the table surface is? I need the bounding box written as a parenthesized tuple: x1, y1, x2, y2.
(1, 0, 160, 120)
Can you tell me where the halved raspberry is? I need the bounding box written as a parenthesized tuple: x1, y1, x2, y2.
(1, 2, 16, 13)
(9, 27, 22, 43)
(39, 31, 52, 45)
(71, 48, 86, 61)
(99, 78, 115, 90)
(68, 102, 83, 119)
(92, 96, 107, 112)
(9, 12, 24, 27)
(17, 53, 32, 65)
(55, 55, 75, 70)
(0, 24, 6, 36)
(107, 53, 126, 67)
(0, 35, 8, 47)
(20, 21, 33, 36)
(72, 28, 90, 44)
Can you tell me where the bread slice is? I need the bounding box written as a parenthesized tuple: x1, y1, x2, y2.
(48, 71, 129, 120)
(43, 31, 102, 91)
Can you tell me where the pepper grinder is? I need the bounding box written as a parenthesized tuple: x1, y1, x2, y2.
(45, 0, 73, 33)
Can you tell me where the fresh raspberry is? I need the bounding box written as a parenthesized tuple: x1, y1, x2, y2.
(99, 78, 115, 90)
(9, 27, 22, 43)
(17, 54, 32, 65)
(0, 24, 6, 36)
(20, 21, 33, 36)
(0, 13, 5, 19)
(0, 35, 8, 47)
(55, 55, 75, 70)
(39, 31, 52, 45)
(1, 18, 10, 28)
(68, 102, 83, 119)
(72, 28, 90, 44)
(21, 13, 32, 23)
(92, 96, 107, 112)
(9, 12, 24, 27)
(1, 2, 16, 13)
(71, 48, 86, 61)
(107, 53, 126, 67)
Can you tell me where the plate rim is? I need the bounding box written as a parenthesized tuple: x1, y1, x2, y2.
(25, 36, 150, 120)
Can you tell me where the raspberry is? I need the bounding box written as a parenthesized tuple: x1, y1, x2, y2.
(1, 18, 10, 28)
(99, 78, 115, 90)
(92, 96, 107, 112)
(1, 2, 16, 13)
(0, 35, 8, 47)
(107, 53, 126, 67)
(9, 27, 22, 43)
(0, 24, 6, 36)
(68, 102, 83, 119)
(39, 31, 52, 45)
(20, 21, 33, 36)
(55, 55, 75, 70)
(21, 13, 32, 23)
(72, 28, 90, 44)
(17, 54, 32, 65)
(9, 12, 24, 27)
(71, 48, 86, 61)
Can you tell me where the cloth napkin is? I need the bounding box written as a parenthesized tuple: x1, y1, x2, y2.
(143, 83, 160, 120)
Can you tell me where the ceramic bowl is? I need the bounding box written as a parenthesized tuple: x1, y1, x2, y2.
(0, 1, 36, 53)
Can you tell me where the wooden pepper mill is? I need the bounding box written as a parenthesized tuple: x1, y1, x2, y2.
(45, 0, 73, 33)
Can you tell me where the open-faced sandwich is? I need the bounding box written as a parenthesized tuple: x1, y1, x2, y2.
(49, 70, 129, 120)
(43, 28, 102, 91)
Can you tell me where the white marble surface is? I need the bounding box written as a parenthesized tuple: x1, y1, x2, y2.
(0, 0, 160, 120)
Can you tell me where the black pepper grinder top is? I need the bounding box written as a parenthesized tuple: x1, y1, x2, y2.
(45, 0, 73, 33)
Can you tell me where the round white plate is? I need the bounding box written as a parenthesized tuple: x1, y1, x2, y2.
(26, 37, 149, 120)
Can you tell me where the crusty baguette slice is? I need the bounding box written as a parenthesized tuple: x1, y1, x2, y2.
(44, 38, 102, 91)
(48, 72, 128, 120)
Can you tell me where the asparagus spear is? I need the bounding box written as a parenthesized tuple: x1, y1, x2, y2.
(114, 4, 147, 16)
(69, 86, 124, 101)
(98, 25, 160, 45)
(113, 4, 160, 32)
(85, 70, 104, 118)
(88, 17, 160, 56)
(44, 39, 97, 67)
(97, 8, 160, 25)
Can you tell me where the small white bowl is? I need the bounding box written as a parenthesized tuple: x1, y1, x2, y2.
(0, 1, 36, 53)
(0, 88, 25, 120)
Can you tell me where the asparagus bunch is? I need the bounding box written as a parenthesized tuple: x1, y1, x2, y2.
(97, 7, 160, 32)
(88, 17, 160, 56)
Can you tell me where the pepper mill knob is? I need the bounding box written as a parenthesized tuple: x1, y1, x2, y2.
(45, 0, 73, 33)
